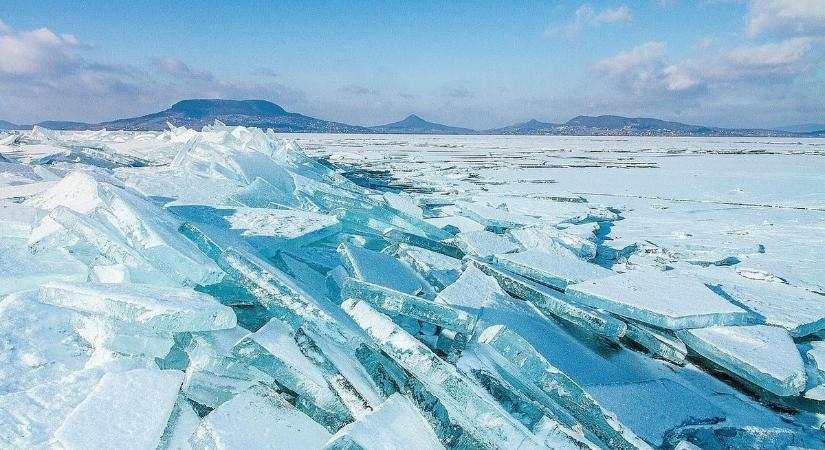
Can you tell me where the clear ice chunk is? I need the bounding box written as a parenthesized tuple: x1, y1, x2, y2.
(478, 325, 649, 450)
(324, 393, 445, 450)
(567, 270, 754, 329)
(395, 244, 463, 291)
(622, 322, 687, 365)
(454, 230, 520, 257)
(0, 237, 89, 295)
(189, 384, 332, 449)
(455, 201, 533, 230)
(383, 228, 465, 259)
(338, 243, 432, 296)
(342, 277, 479, 336)
(470, 258, 627, 339)
(492, 249, 614, 291)
(677, 325, 806, 397)
(54, 369, 184, 450)
(157, 396, 200, 450)
(38, 281, 236, 333)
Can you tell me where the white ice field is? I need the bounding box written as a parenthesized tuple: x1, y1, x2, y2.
(1, 126, 824, 449)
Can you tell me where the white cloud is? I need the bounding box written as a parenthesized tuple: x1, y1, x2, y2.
(0, 27, 81, 75)
(747, 0, 825, 36)
(0, 19, 10, 34)
(545, 4, 633, 39)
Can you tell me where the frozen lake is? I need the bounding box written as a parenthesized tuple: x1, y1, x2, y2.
(2, 127, 825, 448)
(291, 134, 825, 293)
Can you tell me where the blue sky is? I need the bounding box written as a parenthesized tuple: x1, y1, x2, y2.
(1, 1, 823, 128)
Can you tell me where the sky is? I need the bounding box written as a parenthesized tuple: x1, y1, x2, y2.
(0, 0, 823, 129)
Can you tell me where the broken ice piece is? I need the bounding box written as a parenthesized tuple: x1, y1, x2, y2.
(189, 384, 332, 449)
(37, 281, 236, 332)
(478, 325, 648, 450)
(323, 393, 445, 450)
(622, 322, 687, 365)
(395, 244, 463, 291)
(157, 396, 200, 450)
(342, 299, 585, 450)
(383, 228, 464, 259)
(507, 226, 597, 260)
(72, 314, 175, 357)
(567, 270, 754, 329)
(54, 369, 184, 450)
(232, 319, 353, 430)
(0, 238, 89, 296)
(342, 278, 478, 336)
(337, 242, 432, 296)
(677, 325, 806, 397)
(454, 230, 520, 258)
(455, 201, 532, 230)
(492, 249, 614, 291)
(470, 258, 626, 339)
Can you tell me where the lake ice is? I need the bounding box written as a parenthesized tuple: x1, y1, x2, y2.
(1, 126, 824, 449)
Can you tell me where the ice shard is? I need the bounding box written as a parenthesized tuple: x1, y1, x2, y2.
(189, 384, 332, 449)
(383, 228, 465, 259)
(622, 322, 687, 365)
(337, 242, 432, 296)
(342, 278, 479, 336)
(478, 325, 650, 450)
(54, 369, 184, 450)
(470, 258, 627, 339)
(37, 281, 237, 332)
(677, 325, 806, 397)
(454, 230, 520, 257)
(492, 249, 615, 291)
(324, 393, 445, 450)
(395, 244, 463, 291)
(507, 225, 598, 260)
(567, 270, 755, 329)
(0, 237, 88, 295)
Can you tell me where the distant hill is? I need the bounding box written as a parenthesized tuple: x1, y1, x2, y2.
(95, 99, 370, 132)
(563, 115, 712, 134)
(487, 119, 559, 134)
(773, 123, 825, 134)
(35, 121, 90, 130)
(0, 120, 20, 130)
(370, 114, 475, 134)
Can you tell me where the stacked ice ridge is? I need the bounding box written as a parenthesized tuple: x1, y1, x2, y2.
(0, 124, 823, 449)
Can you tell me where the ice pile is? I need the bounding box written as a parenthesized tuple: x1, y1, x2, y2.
(1, 124, 824, 449)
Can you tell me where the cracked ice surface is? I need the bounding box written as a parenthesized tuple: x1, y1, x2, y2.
(1, 128, 824, 449)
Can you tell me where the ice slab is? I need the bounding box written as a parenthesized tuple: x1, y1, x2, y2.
(692, 267, 825, 337)
(492, 249, 614, 291)
(342, 299, 586, 450)
(0, 238, 89, 295)
(338, 242, 432, 296)
(157, 396, 200, 450)
(455, 201, 534, 229)
(38, 282, 236, 332)
(507, 225, 597, 260)
(478, 325, 648, 450)
(55, 369, 184, 450)
(623, 322, 687, 365)
(470, 259, 627, 339)
(189, 384, 332, 449)
(324, 393, 444, 450)
(567, 270, 754, 329)
(395, 244, 463, 291)
(168, 205, 341, 257)
(383, 228, 465, 259)
(0, 291, 93, 392)
(342, 277, 479, 336)
(454, 230, 520, 258)
(677, 325, 806, 397)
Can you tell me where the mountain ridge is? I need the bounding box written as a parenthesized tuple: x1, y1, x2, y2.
(0, 99, 821, 137)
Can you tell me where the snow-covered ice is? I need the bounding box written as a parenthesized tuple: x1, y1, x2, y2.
(1, 128, 824, 449)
